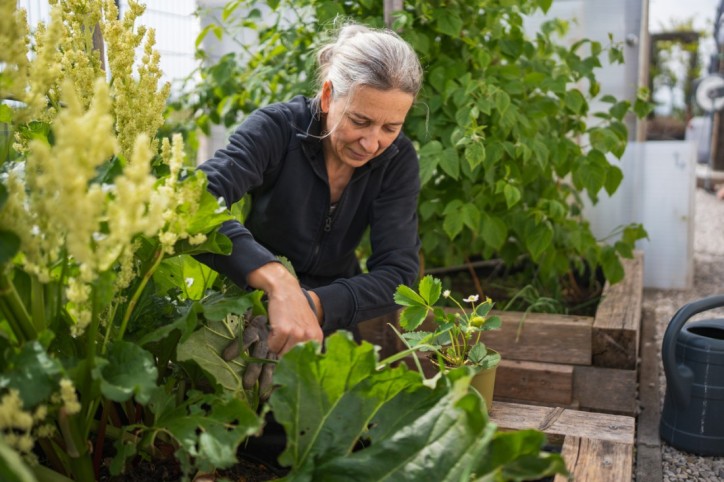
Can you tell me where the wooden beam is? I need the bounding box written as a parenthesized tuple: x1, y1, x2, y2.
(494, 359, 573, 405)
(489, 401, 635, 445)
(573, 366, 638, 415)
(485, 311, 592, 365)
(593, 251, 643, 369)
(554, 437, 634, 482)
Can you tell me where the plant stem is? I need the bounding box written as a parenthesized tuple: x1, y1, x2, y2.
(465, 256, 485, 299)
(58, 408, 96, 482)
(31, 275, 46, 332)
(0, 272, 36, 341)
(116, 246, 164, 341)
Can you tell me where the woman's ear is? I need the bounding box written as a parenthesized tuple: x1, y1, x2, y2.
(320, 80, 333, 113)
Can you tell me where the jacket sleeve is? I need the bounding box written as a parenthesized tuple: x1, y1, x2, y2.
(195, 105, 292, 288)
(314, 137, 421, 329)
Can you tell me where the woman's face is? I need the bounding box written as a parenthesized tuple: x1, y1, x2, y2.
(321, 83, 414, 169)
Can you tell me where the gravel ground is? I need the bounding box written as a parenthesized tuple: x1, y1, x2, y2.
(643, 187, 724, 481)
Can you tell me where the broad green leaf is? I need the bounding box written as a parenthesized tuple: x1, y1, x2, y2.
(0, 230, 20, 266)
(418, 275, 442, 305)
(465, 142, 486, 171)
(564, 89, 586, 114)
(0, 342, 62, 408)
(269, 334, 534, 481)
(525, 222, 553, 261)
(399, 306, 430, 331)
(577, 155, 606, 195)
(156, 391, 262, 472)
(474, 429, 568, 480)
(200, 290, 254, 321)
(461, 203, 481, 231)
(394, 284, 427, 308)
(443, 210, 464, 240)
(481, 214, 508, 250)
(176, 317, 245, 393)
(305, 367, 498, 481)
(600, 246, 624, 284)
(604, 164, 623, 196)
(495, 91, 511, 115)
(94, 341, 158, 404)
(434, 10, 463, 37)
(440, 147, 460, 179)
(155, 255, 217, 301)
(0, 438, 36, 482)
(503, 184, 521, 208)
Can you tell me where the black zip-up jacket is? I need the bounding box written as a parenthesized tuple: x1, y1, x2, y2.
(196, 95, 421, 333)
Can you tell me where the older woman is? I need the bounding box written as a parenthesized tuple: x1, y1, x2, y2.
(196, 23, 423, 359)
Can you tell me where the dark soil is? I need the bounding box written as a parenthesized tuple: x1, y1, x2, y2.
(98, 454, 282, 481)
(428, 258, 605, 317)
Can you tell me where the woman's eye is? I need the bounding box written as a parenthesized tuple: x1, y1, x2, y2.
(351, 119, 367, 126)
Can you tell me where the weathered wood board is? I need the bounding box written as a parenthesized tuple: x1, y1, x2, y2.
(592, 252, 644, 370)
(489, 401, 635, 482)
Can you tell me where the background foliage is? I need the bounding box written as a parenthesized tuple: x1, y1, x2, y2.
(0, 1, 567, 480)
(174, 0, 651, 310)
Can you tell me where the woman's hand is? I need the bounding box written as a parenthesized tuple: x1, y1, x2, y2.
(247, 262, 323, 354)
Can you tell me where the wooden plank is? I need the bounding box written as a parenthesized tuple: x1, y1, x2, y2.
(573, 366, 638, 415)
(489, 401, 635, 446)
(495, 360, 573, 405)
(554, 436, 633, 482)
(635, 305, 664, 482)
(421, 310, 593, 365)
(593, 251, 644, 369)
(483, 311, 593, 365)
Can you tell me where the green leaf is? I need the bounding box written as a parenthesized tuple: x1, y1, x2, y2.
(577, 153, 606, 195)
(0, 230, 20, 266)
(394, 284, 427, 308)
(0, 438, 36, 482)
(443, 209, 464, 240)
(176, 317, 245, 393)
(155, 255, 218, 301)
(604, 164, 623, 196)
(465, 142, 486, 171)
(440, 147, 460, 179)
(526, 222, 553, 261)
(155, 391, 262, 472)
(461, 203, 481, 231)
(399, 305, 430, 331)
(564, 89, 586, 114)
(418, 275, 442, 306)
(94, 341, 158, 404)
(475, 429, 568, 480)
(600, 246, 624, 284)
(200, 290, 254, 321)
(0, 342, 62, 408)
(434, 10, 463, 37)
(503, 184, 521, 208)
(481, 214, 508, 250)
(269, 333, 527, 480)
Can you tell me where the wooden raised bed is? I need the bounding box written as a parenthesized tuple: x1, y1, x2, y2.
(489, 401, 635, 482)
(490, 251, 644, 415)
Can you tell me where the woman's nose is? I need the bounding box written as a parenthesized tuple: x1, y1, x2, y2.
(359, 131, 380, 153)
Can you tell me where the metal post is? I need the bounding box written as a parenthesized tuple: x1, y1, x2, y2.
(384, 0, 403, 29)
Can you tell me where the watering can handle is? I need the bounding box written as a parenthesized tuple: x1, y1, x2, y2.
(662, 294, 724, 406)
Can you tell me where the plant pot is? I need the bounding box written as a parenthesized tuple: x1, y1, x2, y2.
(470, 358, 499, 412)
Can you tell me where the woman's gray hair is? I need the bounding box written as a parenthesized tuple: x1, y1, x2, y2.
(315, 23, 423, 101)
